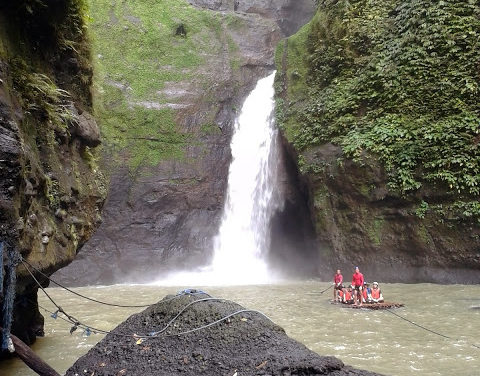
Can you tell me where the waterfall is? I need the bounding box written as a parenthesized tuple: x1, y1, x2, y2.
(154, 72, 281, 286)
(209, 72, 281, 284)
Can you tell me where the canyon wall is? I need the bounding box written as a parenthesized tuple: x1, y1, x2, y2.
(0, 0, 105, 346)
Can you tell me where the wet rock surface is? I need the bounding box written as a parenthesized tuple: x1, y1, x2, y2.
(291, 142, 480, 283)
(275, 18, 480, 284)
(0, 3, 106, 347)
(66, 293, 381, 376)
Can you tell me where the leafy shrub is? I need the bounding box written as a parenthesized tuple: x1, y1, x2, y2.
(281, 0, 480, 222)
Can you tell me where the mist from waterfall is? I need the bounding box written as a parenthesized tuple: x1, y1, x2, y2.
(153, 72, 281, 286)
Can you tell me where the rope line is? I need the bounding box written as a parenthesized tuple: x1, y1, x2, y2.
(21, 259, 84, 329)
(37, 295, 269, 340)
(37, 303, 76, 325)
(22, 259, 211, 337)
(23, 262, 259, 340)
(147, 297, 272, 338)
(20, 257, 156, 308)
(163, 309, 267, 337)
(386, 308, 480, 350)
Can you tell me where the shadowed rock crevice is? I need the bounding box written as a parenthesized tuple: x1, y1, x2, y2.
(268, 134, 320, 278)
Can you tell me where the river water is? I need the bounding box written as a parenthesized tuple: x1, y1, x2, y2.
(3, 282, 479, 376)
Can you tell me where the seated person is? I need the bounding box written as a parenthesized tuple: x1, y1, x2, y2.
(343, 285, 354, 304)
(362, 282, 373, 303)
(336, 285, 345, 303)
(370, 282, 384, 303)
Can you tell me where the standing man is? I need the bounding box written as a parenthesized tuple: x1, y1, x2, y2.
(351, 266, 364, 306)
(333, 269, 343, 302)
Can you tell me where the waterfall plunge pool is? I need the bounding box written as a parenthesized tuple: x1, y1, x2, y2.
(3, 282, 480, 376)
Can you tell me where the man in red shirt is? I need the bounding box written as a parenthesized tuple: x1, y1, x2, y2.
(333, 269, 343, 302)
(351, 266, 364, 306)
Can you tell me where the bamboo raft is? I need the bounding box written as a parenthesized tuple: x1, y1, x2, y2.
(332, 301, 404, 310)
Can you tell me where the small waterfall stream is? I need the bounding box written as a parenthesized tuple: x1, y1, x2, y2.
(155, 72, 281, 285)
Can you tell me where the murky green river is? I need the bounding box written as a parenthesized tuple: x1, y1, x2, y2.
(3, 282, 480, 376)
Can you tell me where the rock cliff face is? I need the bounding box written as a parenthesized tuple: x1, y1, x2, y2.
(0, 1, 105, 346)
(275, 1, 480, 283)
(284, 142, 480, 283)
(53, 0, 317, 285)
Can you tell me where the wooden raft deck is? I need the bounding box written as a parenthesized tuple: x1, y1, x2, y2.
(332, 301, 404, 310)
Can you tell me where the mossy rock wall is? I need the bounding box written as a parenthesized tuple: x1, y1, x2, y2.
(0, 0, 106, 345)
(275, 0, 480, 282)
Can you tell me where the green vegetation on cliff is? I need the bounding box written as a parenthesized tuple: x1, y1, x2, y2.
(87, 0, 244, 170)
(277, 0, 480, 222)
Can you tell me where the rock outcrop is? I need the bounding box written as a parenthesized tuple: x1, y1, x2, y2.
(0, 1, 106, 347)
(53, 0, 318, 285)
(66, 293, 381, 376)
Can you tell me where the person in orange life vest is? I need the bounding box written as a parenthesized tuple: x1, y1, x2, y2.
(371, 282, 384, 303)
(337, 287, 345, 302)
(362, 282, 372, 303)
(343, 285, 354, 304)
(333, 269, 343, 302)
(351, 266, 364, 306)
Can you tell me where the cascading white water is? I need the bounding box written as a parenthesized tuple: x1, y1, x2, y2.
(153, 72, 281, 286)
(209, 72, 281, 284)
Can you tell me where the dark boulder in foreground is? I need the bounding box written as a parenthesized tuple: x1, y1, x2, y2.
(66, 293, 382, 376)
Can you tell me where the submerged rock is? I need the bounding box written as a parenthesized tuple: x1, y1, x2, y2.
(66, 293, 381, 376)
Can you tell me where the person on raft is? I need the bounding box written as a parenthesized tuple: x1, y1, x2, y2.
(370, 281, 384, 303)
(333, 269, 343, 302)
(351, 266, 364, 306)
(342, 285, 354, 304)
(362, 282, 372, 303)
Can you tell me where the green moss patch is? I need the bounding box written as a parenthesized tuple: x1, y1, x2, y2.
(87, 0, 245, 170)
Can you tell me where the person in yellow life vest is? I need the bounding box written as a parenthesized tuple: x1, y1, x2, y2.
(371, 282, 384, 303)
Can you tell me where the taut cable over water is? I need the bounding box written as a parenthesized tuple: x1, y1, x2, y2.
(5, 282, 480, 376)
